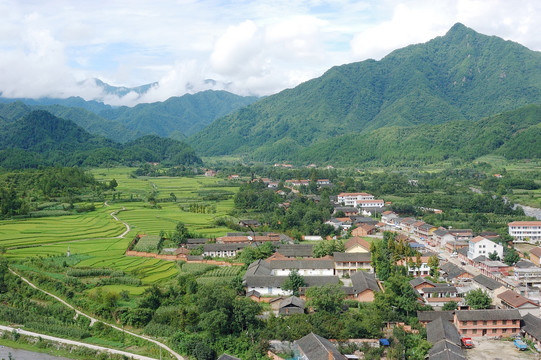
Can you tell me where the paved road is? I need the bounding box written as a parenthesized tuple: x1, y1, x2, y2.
(9, 269, 184, 360)
(0, 345, 72, 360)
(0, 325, 156, 360)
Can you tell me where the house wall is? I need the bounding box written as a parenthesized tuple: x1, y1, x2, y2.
(345, 245, 369, 253)
(508, 222, 541, 241)
(530, 253, 541, 267)
(272, 268, 334, 276)
(467, 239, 503, 260)
(455, 319, 520, 337)
(247, 286, 292, 296)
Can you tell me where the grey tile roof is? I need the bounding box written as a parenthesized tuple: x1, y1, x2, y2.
(244, 259, 271, 277)
(433, 229, 450, 237)
(427, 341, 466, 360)
(410, 278, 436, 288)
(218, 354, 241, 360)
(417, 311, 454, 323)
(455, 309, 521, 321)
(422, 285, 457, 294)
(186, 238, 208, 244)
(440, 263, 470, 280)
(275, 244, 314, 257)
(472, 274, 502, 291)
(295, 333, 347, 360)
(522, 313, 541, 341)
(279, 296, 305, 309)
(457, 247, 468, 256)
(515, 260, 536, 269)
(333, 252, 372, 262)
(349, 271, 380, 293)
(427, 316, 461, 345)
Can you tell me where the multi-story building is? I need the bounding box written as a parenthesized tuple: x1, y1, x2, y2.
(454, 309, 521, 337)
(508, 221, 541, 241)
(337, 192, 374, 206)
(467, 236, 503, 260)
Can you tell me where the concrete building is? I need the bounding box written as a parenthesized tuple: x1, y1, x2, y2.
(467, 236, 503, 261)
(454, 309, 521, 337)
(508, 221, 541, 241)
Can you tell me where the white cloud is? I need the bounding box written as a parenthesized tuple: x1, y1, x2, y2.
(0, 0, 540, 105)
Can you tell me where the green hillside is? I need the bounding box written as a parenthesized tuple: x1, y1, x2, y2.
(99, 90, 259, 137)
(189, 23, 541, 159)
(0, 110, 202, 169)
(283, 104, 541, 165)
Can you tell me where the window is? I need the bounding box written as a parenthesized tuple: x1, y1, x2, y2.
(503, 329, 507, 333)
(483, 321, 487, 325)
(473, 321, 477, 325)
(503, 320, 507, 325)
(512, 320, 516, 325)
(493, 320, 497, 325)
(492, 329, 497, 334)
(463, 321, 467, 326)
(472, 329, 477, 334)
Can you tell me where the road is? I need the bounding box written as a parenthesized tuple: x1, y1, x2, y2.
(110, 207, 131, 238)
(9, 269, 185, 360)
(0, 325, 156, 360)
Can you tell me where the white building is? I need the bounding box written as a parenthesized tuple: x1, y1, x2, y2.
(508, 221, 541, 242)
(337, 192, 374, 206)
(355, 199, 384, 208)
(467, 236, 503, 260)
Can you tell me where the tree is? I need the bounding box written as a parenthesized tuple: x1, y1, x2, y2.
(488, 251, 500, 261)
(282, 270, 305, 296)
(313, 240, 344, 258)
(465, 289, 491, 309)
(109, 178, 118, 190)
(442, 301, 458, 311)
(306, 284, 345, 314)
(427, 255, 439, 277)
(503, 247, 520, 265)
(170, 192, 177, 202)
(172, 221, 191, 246)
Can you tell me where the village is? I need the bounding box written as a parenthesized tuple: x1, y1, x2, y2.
(127, 174, 541, 360)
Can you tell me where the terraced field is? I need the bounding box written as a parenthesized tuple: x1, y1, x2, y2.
(3, 169, 240, 287)
(0, 207, 125, 248)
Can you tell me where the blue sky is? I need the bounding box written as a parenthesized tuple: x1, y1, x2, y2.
(1, 0, 540, 106)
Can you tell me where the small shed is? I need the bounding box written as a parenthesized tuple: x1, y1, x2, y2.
(279, 296, 306, 315)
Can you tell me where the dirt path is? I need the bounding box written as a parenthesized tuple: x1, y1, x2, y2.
(110, 207, 131, 238)
(9, 268, 184, 360)
(0, 324, 157, 360)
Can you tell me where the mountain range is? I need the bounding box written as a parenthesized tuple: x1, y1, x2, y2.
(0, 90, 258, 142)
(0, 110, 202, 169)
(188, 23, 541, 163)
(0, 23, 540, 167)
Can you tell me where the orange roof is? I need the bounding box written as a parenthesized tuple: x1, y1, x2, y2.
(529, 247, 541, 257)
(471, 236, 489, 243)
(336, 217, 351, 222)
(345, 236, 371, 251)
(509, 221, 541, 226)
(498, 290, 539, 308)
(338, 192, 372, 197)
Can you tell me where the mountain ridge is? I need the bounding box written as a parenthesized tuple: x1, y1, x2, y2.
(188, 23, 541, 160)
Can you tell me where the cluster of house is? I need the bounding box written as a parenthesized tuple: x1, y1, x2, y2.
(243, 237, 380, 303)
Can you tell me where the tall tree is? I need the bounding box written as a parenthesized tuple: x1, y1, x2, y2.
(465, 289, 492, 309)
(282, 270, 305, 296)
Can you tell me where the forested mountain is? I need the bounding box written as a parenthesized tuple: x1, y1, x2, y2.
(279, 104, 541, 166)
(0, 90, 258, 140)
(98, 90, 258, 138)
(189, 23, 541, 161)
(0, 110, 202, 169)
(0, 102, 141, 143)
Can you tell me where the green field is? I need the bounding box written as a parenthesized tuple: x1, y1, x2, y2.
(2, 169, 240, 287)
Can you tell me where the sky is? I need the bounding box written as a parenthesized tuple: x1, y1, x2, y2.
(0, 0, 540, 106)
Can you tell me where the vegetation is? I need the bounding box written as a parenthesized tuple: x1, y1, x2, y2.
(190, 23, 541, 165)
(465, 289, 492, 309)
(0, 110, 202, 169)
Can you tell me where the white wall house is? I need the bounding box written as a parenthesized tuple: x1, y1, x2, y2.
(337, 192, 374, 206)
(508, 221, 541, 241)
(270, 259, 335, 276)
(467, 236, 503, 260)
(355, 199, 384, 208)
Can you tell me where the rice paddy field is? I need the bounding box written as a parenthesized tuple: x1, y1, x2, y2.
(1, 167, 241, 286)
